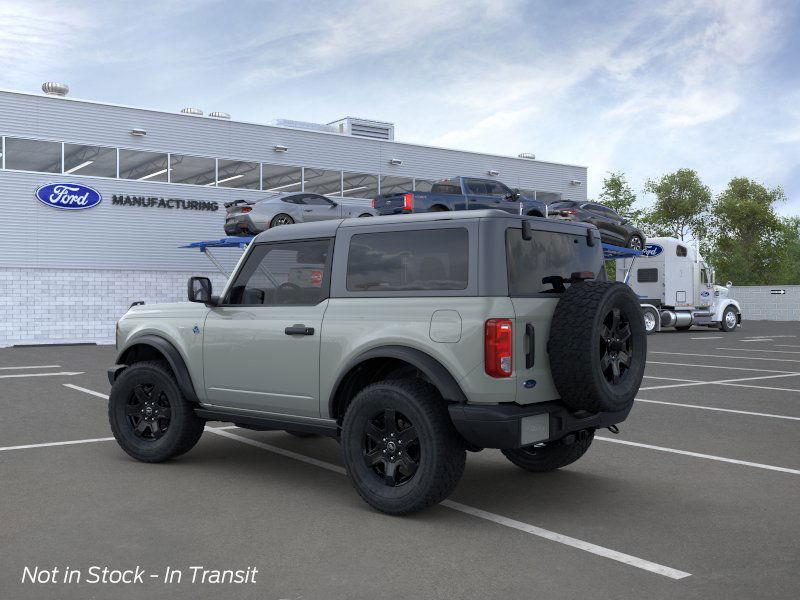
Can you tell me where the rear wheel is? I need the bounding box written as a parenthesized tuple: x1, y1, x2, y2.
(502, 430, 594, 472)
(108, 361, 204, 462)
(270, 213, 294, 227)
(340, 380, 465, 514)
(720, 306, 738, 332)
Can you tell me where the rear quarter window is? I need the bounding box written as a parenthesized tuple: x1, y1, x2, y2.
(346, 228, 468, 291)
(506, 228, 603, 295)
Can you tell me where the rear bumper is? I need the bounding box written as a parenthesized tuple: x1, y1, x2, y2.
(448, 401, 632, 450)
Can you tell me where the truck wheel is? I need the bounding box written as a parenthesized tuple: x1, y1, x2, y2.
(643, 307, 658, 335)
(719, 306, 738, 332)
(108, 361, 204, 463)
(547, 281, 646, 413)
(340, 380, 465, 515)
(502, 430, 594, 472)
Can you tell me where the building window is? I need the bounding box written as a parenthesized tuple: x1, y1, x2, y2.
(63, 144, 117, 177)
(341, 172, 378, 198)
(217, 159, 260, 189)
(414, 178, 436, 192)
(379, 175, 413, 195)
(347, 228, 469, 292)
(170, 154, 216, 186)
(304, 168, 342, 196)
(4, 138, 61, 173)
(119, 149, 169, 182)
(262, 163, 302, 193)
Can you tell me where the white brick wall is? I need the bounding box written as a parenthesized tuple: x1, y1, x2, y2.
(730, 285, 800, 322)
(0, 268, 228, 347)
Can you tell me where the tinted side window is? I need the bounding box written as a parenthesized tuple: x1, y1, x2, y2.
(282, 195, 303, 204)
(304, 194, 333, 206)
(506, 228, 603, 295)
(637, 268, 658, 283)
(347, 229, 468, 291)
(430, 181, 461, 194)
(465, 179, 489, 195)
(227, 239, 332, 306)
(485, 181, 512, 197)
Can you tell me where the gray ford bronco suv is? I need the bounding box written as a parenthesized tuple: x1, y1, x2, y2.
(109, 210, 646, 514)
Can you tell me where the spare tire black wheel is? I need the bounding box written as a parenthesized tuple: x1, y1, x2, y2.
(547, 281, 646, 413)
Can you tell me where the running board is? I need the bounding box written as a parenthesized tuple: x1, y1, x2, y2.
(195, 408, 339, 437)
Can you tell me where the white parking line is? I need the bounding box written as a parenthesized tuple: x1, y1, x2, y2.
(776, 344, 800, 349)
(207, 427, 691, 579)
(690, 336, 723, 340)
(0, 365, 61, 370)
(0, 437, 115, 452)
(716, 348, 800, 354)
(740, 339, 774, 342)
(647, 360, 798, 374)
(596, 437, 800, 475)
(639, 372, 800, 391)
(717, 382, 800, 394)
(0, 371, 84, 379)
(39, 383, 692, 580)
(63, 383, 111, 399)
(643, 375, 703, 383)
(635, 398, 800, 421)
(651, 351, 800, 364)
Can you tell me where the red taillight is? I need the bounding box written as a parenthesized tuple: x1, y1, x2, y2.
(371, 198, 377, 209)
(485, 319, 513, 378)
(560, 209, 576, 215)
(402, 193, 414, 212)
(241, 207, 252, 213)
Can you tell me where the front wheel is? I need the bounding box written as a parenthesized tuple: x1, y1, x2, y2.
(108, 361, 204, 462)
(627, 235, 644, 251)
(502, 430, 594, 472)
(720, 306, 738, 332)
(340, 380, 465, 515)
(643, 306, 658, 335)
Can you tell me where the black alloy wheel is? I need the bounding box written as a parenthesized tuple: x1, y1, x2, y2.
(126, 382, 172, 440)
(599, 307, 632, 384)
(363, 408, 420, 486)
(271, 214, 294, 227)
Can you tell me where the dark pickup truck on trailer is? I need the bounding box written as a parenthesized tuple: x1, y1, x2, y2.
(372, 177, 547, 217)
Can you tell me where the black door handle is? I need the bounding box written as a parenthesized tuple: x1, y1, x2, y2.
(525, 323, 535, 369)
(285, 324, 314, 336)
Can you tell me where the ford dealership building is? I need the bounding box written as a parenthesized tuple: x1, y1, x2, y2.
(0, 85, 588, 346)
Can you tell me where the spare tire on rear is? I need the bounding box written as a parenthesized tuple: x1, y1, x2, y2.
(547, 281, 646, 413)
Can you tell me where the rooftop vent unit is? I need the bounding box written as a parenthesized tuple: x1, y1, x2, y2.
(328, 117, 394, 141)
(42, 82, 69, 97)
(518, 152, 536, 160)
(209, 111, 230, 119)
(269, 119, 337, 134)
(180, 107, 203, 116)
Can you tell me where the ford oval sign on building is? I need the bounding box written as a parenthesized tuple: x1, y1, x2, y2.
(35, 183, 102, 210)
(642, 243, 664, 257)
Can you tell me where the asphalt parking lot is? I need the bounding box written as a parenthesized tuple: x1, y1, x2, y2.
(2, 321, 799, 600)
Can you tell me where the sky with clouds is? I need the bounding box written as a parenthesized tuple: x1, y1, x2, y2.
(1, 0, 799, 213)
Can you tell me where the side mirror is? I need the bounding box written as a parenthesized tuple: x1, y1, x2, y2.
(188, 276, 213, 304)
(329, 201, 339, 208)
(726, 281, 732, 289)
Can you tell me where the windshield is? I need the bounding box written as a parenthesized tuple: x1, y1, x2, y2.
(506, 227, 603, 295)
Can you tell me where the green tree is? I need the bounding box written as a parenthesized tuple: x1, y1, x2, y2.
(642, 169, 711, 241)
(706, 177, 788, 285)
(599, 171, 643, 226)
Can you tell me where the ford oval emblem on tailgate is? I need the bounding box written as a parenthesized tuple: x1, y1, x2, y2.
(35, 183, 102, 210)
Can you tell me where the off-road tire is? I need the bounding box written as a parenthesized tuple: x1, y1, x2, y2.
(719, 306, 738, 332)
(108, 361, 204, 463)
(340, 380, 465, 515)
(502, 430, 595, 472)
(547, 281, 646, 413)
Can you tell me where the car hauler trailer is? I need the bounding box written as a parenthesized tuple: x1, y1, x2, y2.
(615, 237, 742, 334)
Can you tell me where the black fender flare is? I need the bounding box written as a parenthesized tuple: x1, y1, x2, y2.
(112, 335, 199, 403)
(328, 345, 467, 419)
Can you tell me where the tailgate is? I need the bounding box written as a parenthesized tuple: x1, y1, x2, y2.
(372, 192, 428, 214)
